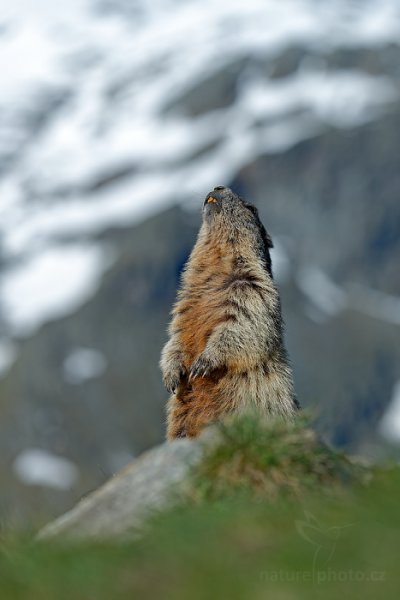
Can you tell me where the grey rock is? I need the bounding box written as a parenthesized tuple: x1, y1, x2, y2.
(37, 433, 212, 541)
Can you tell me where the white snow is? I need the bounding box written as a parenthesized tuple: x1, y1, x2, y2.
(0, 338, 17, 377)
(297, 266, 400, 325)
(240, 71, 397, 128)
(379, 381, 400, 443)
(296, 266, 348, 317)
(13, 448, 79, 490)
(0, 245, 111, 336)
(270, 238, 291, 283)
(0, 0, 399, 339)
(348, 284, 400, 326)
(64, 347, 107, 384)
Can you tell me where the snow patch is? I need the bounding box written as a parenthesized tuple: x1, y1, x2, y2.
(0, 0, 399, 337)
(241, 71, 397, 129)
(0, 244, 111, 336)
(379, 381, 400, 443)
(296, 267, 400, 325)
(64, 347, 107, 384)
(0, 338, 17, 377)
(270, 238, 291, 283)
(349, 284, 400, 326)
(296, 266, 347, 318)
(13, 448, 79, 490)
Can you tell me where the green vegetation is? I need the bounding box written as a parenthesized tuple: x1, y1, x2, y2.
(186, 413, 366, 502)
(1, 415, 399, 599)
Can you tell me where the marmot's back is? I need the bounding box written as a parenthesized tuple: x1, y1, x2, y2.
(160, 186, 298, 439)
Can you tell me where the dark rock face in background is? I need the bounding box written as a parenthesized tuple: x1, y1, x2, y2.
(234, 108, 400, 446)
(0, 207, 198, 523)
(0, 2, 400, 523)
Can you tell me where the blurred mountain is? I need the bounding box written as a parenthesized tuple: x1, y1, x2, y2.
(0, 0, 400, 523)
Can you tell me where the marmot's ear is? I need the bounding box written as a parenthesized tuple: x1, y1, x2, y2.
(244, 202, 273, 249)
(265, 231, 273, 249)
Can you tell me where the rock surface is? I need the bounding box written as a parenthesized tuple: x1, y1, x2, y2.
(37, 434, 210, 541)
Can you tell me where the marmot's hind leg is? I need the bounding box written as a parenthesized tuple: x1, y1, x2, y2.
(167, 394, 221, 440)
(167, 396, 190, 440)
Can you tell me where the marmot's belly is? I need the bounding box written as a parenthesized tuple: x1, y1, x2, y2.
(178, 368, 266, 409)
(177, 364, 294, 417)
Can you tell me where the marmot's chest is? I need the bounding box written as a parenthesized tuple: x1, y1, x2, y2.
(177, 274, 230, 364)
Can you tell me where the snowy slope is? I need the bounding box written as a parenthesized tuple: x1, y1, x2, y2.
(0, 0, 399, 344)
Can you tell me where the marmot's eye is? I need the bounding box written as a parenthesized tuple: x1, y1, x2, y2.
(207, 196, 217, 204)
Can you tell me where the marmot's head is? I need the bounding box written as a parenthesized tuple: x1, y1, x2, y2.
(202, 186, 273, 274)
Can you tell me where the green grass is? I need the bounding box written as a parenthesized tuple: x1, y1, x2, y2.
(185, 413, 366, 502)
(1, 415, 399, 599)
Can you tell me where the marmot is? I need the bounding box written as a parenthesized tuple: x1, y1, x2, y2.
(160, 186, 298, 440)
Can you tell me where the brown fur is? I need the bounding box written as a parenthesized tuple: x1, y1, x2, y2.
(160, 186, 298, 439)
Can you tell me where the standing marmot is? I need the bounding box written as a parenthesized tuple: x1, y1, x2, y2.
(160, 186, 298, 440)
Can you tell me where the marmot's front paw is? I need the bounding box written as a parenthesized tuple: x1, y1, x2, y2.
(163, 367, 186, 394)
(189, 354, 215, 381)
